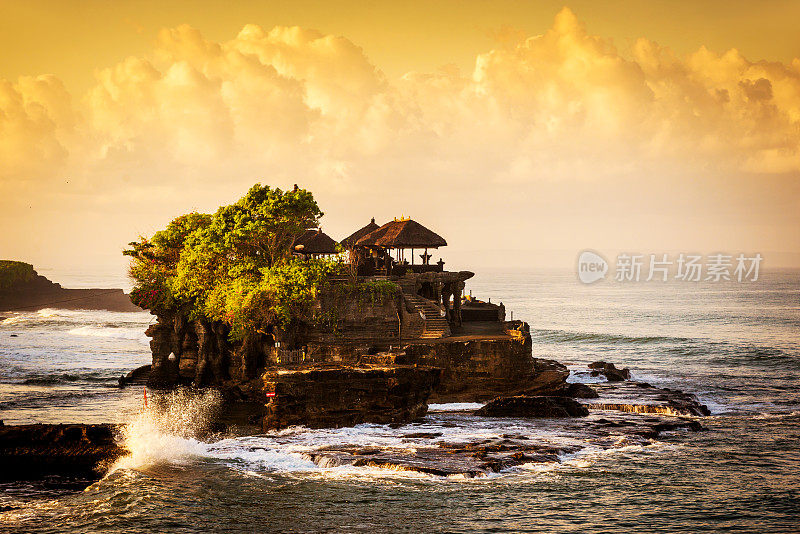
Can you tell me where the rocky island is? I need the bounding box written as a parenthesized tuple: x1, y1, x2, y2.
(126, 184, 709, 430)
(0, 183, 711, 484)
(122, 184, 588, 430)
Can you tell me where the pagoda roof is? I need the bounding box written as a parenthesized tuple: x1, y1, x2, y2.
(293, 228, 338, 254)
(341, 217, 381, 248)
(355, 218, 447, 249)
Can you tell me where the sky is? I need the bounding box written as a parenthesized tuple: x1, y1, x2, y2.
(1, 0, 799, 276)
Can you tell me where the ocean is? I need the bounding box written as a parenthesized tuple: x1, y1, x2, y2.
(1, 269, 798, 533)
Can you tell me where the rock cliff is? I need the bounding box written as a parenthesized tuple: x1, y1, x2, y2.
(0, 261, 141, 313)
(142, 274, 574, 429)
(262, 365, 441, 429)
(403, 322, 570, 402)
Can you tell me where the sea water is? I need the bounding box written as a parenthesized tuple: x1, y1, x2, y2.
(1, 269, 798, 532)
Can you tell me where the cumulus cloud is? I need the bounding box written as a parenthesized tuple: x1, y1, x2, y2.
(1, 8, 799, 268)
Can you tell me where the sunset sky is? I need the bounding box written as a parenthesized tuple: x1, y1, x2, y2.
(2, 1, 799, 274)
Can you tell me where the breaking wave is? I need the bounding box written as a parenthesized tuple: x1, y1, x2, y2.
(531, 328, 690, 345)
(427, 402, 484, 412)
(67, 325, 149, 344)
(110, 389, 223, 472)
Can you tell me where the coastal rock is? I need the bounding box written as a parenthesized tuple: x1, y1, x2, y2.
(301, 412, 704, 478)
(118, 364, 151, 387)
(262, 365, 441, 429)
(583, 381, 711, 416)
(403, 330, 569, 403)
(588, 361, 631, 381)
(303, 438, 577, 477)
(140, 269, 559, 413)
(564, 383, 600, 398)
(475, 396, 589, 418)
(523, 358, 572, 395)
(0, 423, 127, 481)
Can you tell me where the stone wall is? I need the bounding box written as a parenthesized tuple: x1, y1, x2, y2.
(303, 284, 404, 360)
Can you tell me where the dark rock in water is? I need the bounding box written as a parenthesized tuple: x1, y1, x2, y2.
(521, 358, 571, 396)
(304, 438, 579, 477)
(583, 381, 711, 416)
(262, 365, 441, 429)
(564, 383, 600, 398)
(301, 410, 705, 478)
(587, 416, 705, 438)
(588, 361, 631, 381)
(649, 419, 705, 435)
(118, 364, 151, 387)
(403, 432, 443, 439)
(0, 423, 127, 481)
(475, 396, 589, 418)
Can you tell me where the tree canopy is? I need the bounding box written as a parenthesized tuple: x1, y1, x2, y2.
(124, 184, 338, 339)
(0, 260, 35, 291)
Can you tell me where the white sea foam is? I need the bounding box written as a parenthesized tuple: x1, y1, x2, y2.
(104, 383, 691, 482)
(753, 410, 800, 420)
(1, 312, 38, 325)
(427, 402, 484, 412)
(68, 325, 149, 344)
(566, 370, 607, 384)
(110, 389, 222, 472)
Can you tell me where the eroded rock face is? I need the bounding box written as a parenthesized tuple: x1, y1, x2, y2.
(262, 366, 441, 429)
(403, 331, 569, 403)
(475, 396, 590, 418)
(0, 423, 126, 481)
(145, 306, 565, 410)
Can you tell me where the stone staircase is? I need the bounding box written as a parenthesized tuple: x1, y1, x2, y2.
(398, 278, 450, 339)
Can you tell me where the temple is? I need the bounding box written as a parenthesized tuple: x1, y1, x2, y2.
(143, 216, 558, 429)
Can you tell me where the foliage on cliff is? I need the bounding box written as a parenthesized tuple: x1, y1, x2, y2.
(0, 260, 35, 291)
(124, 184, 339, 339)
(344, 279, 398, 304)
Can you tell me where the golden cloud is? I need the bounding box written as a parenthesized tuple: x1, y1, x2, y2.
(1, 8, 798, 267)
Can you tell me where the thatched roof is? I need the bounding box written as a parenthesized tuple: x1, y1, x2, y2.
(341, 217, 380, 248)
(355, 218, 447, 249)
(293, 229, 338, 254)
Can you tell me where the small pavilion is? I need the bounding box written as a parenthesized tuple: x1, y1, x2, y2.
(353, 217, 447, 275)
(292, 228, 338, 258)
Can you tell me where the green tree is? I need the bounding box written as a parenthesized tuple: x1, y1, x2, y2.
(124, 184, 336, 338)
